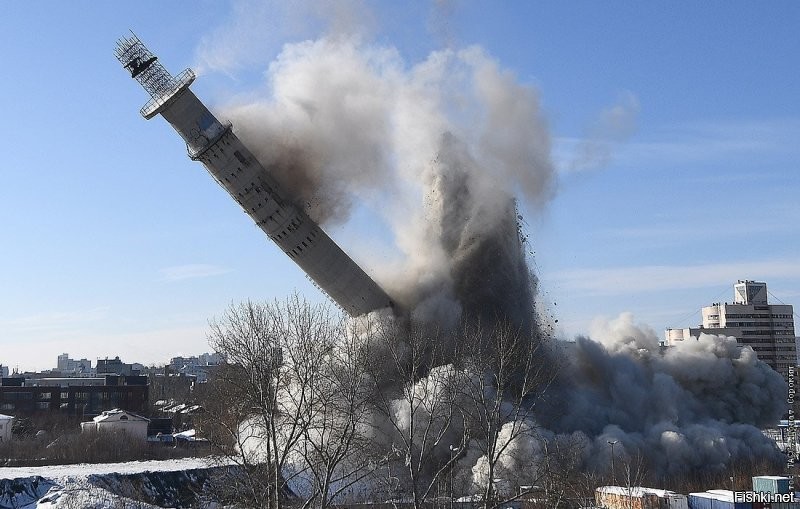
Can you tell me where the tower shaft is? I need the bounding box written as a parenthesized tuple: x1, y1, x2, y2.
(116, 34, 393, 316)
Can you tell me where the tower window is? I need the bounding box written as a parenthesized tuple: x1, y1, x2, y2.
(234, 151, 248, 165)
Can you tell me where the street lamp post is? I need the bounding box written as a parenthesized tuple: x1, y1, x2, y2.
(607, 440, 619, 485)
(449, 445, 458, 509)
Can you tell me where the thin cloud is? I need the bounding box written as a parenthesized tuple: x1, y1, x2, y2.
(629, 118, 799, 163)
(0, 307, 110, 334)
(159, 264, 232, 282)
(555, 117, 800, 173)
(548, 259, 800, 297)
(680, 171, 783, 185)
(567, 91, 640, 173)
(596, 219, 792, 243)
(194, 0, 289, 76)
(620, 138, 771, 164)
(193, 0, 375, 77)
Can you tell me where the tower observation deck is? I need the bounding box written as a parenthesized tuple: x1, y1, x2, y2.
(115, 34, 394, 316)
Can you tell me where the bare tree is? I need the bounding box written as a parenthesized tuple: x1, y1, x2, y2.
(455, 320, 558, 509)
(293, 318, 383, 509)
(203, 299, 559, 509)
(536, 433, 594, 508)
(199, 362, 277, 506)
(366, 321, 468, 509)
(621, 449, 648, 509)
(207, 296, 341, 509)
(204, 296, 389, 509)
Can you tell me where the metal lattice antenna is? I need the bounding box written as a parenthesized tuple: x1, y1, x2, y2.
(116, 32, 196, 119)
(115, 32, 177, 98)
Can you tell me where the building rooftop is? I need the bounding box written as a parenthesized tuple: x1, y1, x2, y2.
(92, 409, 149, 423)
(597, 486, 683, 498)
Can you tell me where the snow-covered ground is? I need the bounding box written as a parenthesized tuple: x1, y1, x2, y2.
(0, 457, 227, 509)
(0, 457, 215, 480)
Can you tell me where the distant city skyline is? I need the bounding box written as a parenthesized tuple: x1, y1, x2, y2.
(1, 1, 799, 370)
(0, 351, 222, 377)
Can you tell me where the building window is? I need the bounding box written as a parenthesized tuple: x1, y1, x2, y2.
(234, 151, 248, 165)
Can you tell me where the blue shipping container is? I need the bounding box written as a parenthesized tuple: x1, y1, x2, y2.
(688, 493, 714, 509)
(688, 492, 752, 509)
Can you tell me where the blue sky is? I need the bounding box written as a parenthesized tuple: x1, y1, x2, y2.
(1, 1, 798, 371)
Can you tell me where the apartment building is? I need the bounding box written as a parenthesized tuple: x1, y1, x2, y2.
(666, 280, 796, 379)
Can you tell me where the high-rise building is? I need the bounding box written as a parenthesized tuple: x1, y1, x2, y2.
(666, 280, 797, 379)
(168, 353, 223, 383)
(56, 353, 93, 375)
(96, 356, 138, 376)
(115, 34, 394, 317)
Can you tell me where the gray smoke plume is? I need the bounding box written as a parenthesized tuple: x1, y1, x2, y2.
(200, 15, 786, 486)
(533, 313, 787, 476)
(382, 314, 787, 489)
(221, 37, 553, 328)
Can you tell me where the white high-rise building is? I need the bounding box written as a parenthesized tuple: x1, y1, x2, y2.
(666, 281, 796, 379)
(56, 353, 93, 375)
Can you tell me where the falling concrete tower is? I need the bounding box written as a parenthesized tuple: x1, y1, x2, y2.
(115, 34, 394, 316)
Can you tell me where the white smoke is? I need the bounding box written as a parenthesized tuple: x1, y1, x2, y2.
(350, 313, 786, 492)
(197, 5, 785, 491)
(219, 35, 554, 326)
(534, 313, 786, 475)
(233, 311, 786, 500)
(197, 2, 639, 328)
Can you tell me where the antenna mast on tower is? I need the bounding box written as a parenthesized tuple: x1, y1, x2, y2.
(115, 33, 196, 119)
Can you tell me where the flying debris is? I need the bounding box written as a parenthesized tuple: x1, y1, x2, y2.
(115, 33, 394, 317)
